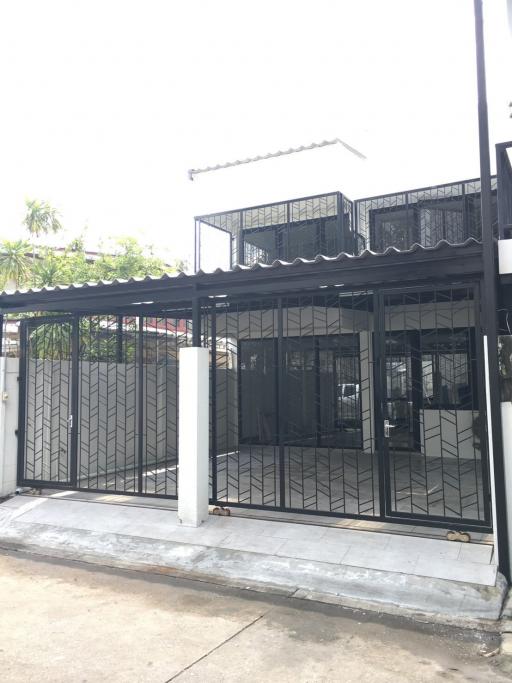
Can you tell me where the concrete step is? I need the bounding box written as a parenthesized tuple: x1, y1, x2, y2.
(0, 496, 506, 625)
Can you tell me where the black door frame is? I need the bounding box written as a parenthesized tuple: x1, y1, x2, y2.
(373, 282, 492, 529)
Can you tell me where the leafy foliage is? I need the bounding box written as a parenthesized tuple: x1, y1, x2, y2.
(23, 199, 62, 238)
(0, 199, 184, 291)
(0, 240, 31, 289)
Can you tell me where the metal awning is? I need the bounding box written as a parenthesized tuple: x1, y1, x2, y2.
(0, 239, 484, 315)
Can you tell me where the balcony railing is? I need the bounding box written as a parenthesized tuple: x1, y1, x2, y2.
(355, 177, 497, 253)
(194, 192, 364, 272)
(194, 171, 510, 272)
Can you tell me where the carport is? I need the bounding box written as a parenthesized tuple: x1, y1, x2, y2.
(0, 238, 492, 532)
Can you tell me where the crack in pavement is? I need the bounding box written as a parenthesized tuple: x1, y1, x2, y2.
(164, 611, 270, 682)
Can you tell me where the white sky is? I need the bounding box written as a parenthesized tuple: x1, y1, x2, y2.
(0, 0, 511, 268)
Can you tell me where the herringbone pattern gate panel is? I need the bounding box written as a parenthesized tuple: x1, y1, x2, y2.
(77, 316, 138, 492)
(208, 292, 379, 517)
(21, 313, 191, 498)
(382, 286, 490, 524)
(142, 316, 192, 497)
(210, 298, 280, 507)
(23, 320, 73, 483)
(282, 292, 378, 516)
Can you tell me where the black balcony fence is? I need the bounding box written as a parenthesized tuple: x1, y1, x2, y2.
(194, 191, 362, 271)
(194, 170, 508, 273)
(356, 177, 498, 253)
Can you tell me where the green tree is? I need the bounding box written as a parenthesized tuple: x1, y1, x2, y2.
(1, 199, 184, 291)
(23, 199, 63, 284)
(23, 199, 62, 238)
(0, 240, 31, 289)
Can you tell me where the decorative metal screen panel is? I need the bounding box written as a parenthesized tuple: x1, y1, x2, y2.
(356, 178, 498, 252)
(195, 192, 359, 271)
(22, 318, 73, 483)
(207, 291, 379, 517)
(207, 298, 281, 508)
(281, 292, 377, 515)
(19, 286, 491, 531)
(20, 313, 192, 498)
(77, 315, 138, 493)
(380, 285, 490, 525)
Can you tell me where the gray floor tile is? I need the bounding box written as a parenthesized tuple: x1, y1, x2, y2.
(457, 543, 494, 565)
(217, 533, 286, 555)
(276, 539, 350, 564)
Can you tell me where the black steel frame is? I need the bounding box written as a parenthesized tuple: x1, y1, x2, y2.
(194, 191, 362, 271)
(205, 284, 492, 531)
(18, 313, 192, 498)
(15, 275, 493, 533)
(356, 177, 498, 253)
(194, 179, 497, 274)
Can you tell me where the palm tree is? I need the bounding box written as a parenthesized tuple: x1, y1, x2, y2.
(23, 199, 62, 284)
(23, 199, 62, 239)
(0, 240, 31, 290)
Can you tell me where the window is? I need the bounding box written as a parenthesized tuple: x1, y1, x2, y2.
(421, 330, 475, 410)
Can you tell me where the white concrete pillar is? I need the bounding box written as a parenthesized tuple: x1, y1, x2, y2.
(178, 347, 209, 527)
(0, 357, 19, 497)
(501, 401, 512, 572)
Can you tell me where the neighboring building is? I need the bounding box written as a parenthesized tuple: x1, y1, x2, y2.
(0, 142, 511, 582)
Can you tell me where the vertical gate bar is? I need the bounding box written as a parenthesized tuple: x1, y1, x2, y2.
(337, 192, 344, 254)
(474, 281, 492, 525)
(410, 330, 422, 454)
(314, 337, 321, 448)
(238, 210, 244, 266)
(373, 290, 387, 520)
(70, 316, 79, 487)
(137, 316, 144, 493)
(211, 304, 217, 501)
(277, 296, 285, 509)
(116, 315, 123, 363)
(192, 297, 201, 347)
(0, 314, 4, 357)
(16, 321, 27, 486)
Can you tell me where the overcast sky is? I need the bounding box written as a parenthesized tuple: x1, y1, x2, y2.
(0, 0, 510, 266)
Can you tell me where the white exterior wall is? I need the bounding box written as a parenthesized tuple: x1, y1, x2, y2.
(0, 358, 19, 497)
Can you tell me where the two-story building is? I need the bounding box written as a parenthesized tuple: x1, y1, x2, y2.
(1, 142, 511, 592)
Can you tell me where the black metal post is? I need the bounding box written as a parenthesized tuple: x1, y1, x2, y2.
(192, 297, 201, 347)
(277, 297, 286, 508)
(314, 337, 322, 447)
(0, 314, 4, 357)
(16, 321, 27, 486)
(211, 305, 217, 501)
(70, 316, 80, 487)
(474, 0, 510, 579)
(237, 210, 244, 267)
(137, 316, 144, 493)
(337, 193, 344, 254)
(116, 315, 123, 363)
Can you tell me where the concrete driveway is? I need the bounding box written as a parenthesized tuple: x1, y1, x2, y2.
(0, 549, 509, 682)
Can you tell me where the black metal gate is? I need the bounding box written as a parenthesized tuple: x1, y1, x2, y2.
(17, 284, 492, 530)
(18, 313, 191, 497)
(207, 284, 492, 530)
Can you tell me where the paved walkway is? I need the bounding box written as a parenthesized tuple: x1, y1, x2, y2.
(0, 494, 505, 622)
(4, 494, 497, 585)
(0, 549, 510, 682)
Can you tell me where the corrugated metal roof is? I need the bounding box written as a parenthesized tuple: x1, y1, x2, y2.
(0, 238, 482, 298)
(187, 138, 366, 179)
